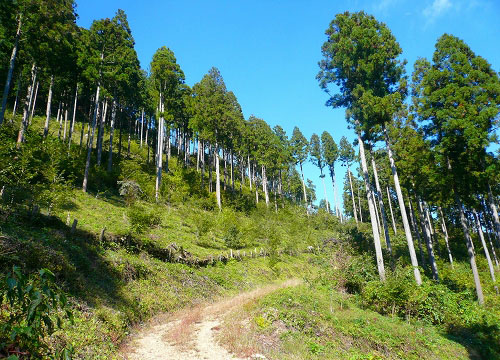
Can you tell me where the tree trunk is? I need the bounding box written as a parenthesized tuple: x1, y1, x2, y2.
(62, 105, 68, 141)
(43, 75, 54, 137)
(357, 130, 385, 281)
(386, 187, 397, 234)
(300, 162, 307, 204)
(472, 209, 498, 294)
(140, 109, 144, 148)
(418, 197, 439, 281)
(68, 83, 78, 148)
(97, 99, 108, 166)
(28, 81, 39, 124)
(455, 193, 484, 305)
(438, 207, 454, 267)
(155, 95, 164, 201)
(12, 76, 21, 118)
(57, 102, 63, 139)
(82, 84, 101, 192)
(487, 184, 500, 246)
(262, 165, 270, 207)
(107, 99, 117, 172)
(383, 126, 421, 285)
(231, 150, 234, 192)
(118, 108, 123, 159)
(215, 144, 222, 210)
(208, 146, 213, 192)
(358, 184, 363, 222)
(372, 156, 392, 255)
(409, 198, 425, 267)
(0, 14, 22, 126)
(16, 63, 36, 147)
(248, 155, 252, 190)
(348, 168, 358, 224)
(321, 174, 330, 212)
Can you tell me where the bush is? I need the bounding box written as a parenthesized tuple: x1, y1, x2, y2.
(0, 267, 73, 359)
(127, 204, 162, 234)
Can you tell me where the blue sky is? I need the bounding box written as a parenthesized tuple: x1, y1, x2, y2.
(76, 0, 500, 210)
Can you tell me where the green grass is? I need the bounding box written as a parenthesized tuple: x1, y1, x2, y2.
(221, 283, 469, 359)
(1, 114, 500, 359)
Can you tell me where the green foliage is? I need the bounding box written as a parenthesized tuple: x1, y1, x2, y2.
(118, 180, 143, 205)
(0, 267, 73, 359)
(126, 204, 162, 234)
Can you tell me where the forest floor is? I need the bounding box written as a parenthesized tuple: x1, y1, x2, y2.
(120, 279, 301, 360)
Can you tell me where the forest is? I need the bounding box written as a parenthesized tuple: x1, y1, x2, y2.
(0, 1, 499, 359)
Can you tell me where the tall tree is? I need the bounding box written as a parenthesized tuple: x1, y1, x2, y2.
(290, 126, 309, 205)
(150, 46, 185, 201)
(412, 34, 500, 304)
(338, 136, 358, 223)
(310, 133, 330, 213)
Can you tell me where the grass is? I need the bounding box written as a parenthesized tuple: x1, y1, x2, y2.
(1, 114, 500, 358)
(218, 283, 470, 359)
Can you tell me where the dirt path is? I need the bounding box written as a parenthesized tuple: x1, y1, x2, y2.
(121, 278, 301, 360)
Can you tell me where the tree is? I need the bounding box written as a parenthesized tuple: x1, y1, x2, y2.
(310, 133, 330, 213)
(150, 46, 185, 201)
(412, 34, 500, 304)
(338, 136, 358, 223)
(290, 126, 309, 205)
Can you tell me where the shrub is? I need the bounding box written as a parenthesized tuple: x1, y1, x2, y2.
(127, 204, 162, 234)
(0, 267, 73, 359)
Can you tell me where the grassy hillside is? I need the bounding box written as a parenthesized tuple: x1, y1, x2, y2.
(1, 115, 499, 359)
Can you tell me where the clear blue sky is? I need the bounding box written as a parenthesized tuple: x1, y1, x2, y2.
(76, 0, 500, 211)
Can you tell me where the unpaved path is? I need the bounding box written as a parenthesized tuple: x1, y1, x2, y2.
(121, 278, 300, 360)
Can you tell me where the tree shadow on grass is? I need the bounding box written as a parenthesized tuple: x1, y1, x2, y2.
(0, 207, 137, 316)
(445, 320, 500, 360)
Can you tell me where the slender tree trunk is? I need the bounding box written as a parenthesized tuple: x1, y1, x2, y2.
(332, 170, 341, 220)
(62, 105, 68, 141)
(358, 184, 363, 222)
(387, 187, 397, 234)
(418, 197, 439, 281)
(28, 81, 39, 125)
(254, 163, 259, 204)
(321, 174, 330, 212)
(12, 76, 21, 119)
(208, 146, 213, 192)
(118, 108, 123, 159)
(43, 75, 54, 137)
(262, 165, 270, 207)
(215, 144, 222, 210)
(383, 126, 421, 285)
(357, 130, 385, 281)
(57, 102, 63, 139)
(97, 99, 108, 166)
(374, 192, 383, 239)
(455, 193, 484, 305)
(16, 63, 36, 147)
(197, 137, 201, 171)
(487, 184, 500, 246)
(248, 155, 252, 190)
(0, 14, 22, 126)
(409, 198, 425, 267)
(107, 99, 117, 172)
(231, 150, 234, 192)
(372, 156, 392, 255)
(300, 163, 307, 204)
(472, 209, 498, 294)
(348, 167, 358, 224)
(438, 207, 454, 267)
(155, 95, 164, 201)
(82, 84, 101, 192)
(140, 109, 144, 148)
(201, 140, 206, 187)
(68, 83, 78, 148)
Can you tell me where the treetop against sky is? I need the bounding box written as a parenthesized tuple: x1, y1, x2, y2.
(75, 0, 499, 207)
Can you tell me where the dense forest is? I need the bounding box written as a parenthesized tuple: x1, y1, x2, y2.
(0, 1, 499, 359)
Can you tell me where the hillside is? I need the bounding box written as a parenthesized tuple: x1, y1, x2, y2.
(1, 115, 499, 359)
